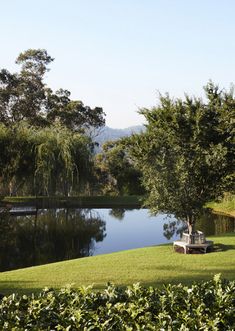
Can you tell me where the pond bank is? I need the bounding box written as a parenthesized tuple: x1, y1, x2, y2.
(207, 194, 235, 218)
(0, 233, 234, 295)
(1, 195, 235, 217)
(0, 195, 143, 209)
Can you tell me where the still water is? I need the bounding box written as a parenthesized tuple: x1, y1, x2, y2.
(0, 208, 234, 271)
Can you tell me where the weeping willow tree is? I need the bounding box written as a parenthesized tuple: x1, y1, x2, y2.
(0, 123, 36, 195)
(0, 122, 93, 196)
(34, 123, 93, 196)
(0, 124, 12, 194)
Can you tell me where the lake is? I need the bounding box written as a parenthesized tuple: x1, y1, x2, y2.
(0, 207, 234, 271)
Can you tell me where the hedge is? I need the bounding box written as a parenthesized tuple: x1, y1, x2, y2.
(0, 275, 234, 330)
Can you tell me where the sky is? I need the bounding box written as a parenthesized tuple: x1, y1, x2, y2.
(1, 0, 235, 128)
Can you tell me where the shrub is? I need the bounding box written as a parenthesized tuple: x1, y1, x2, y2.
(0, 275, 234, 330)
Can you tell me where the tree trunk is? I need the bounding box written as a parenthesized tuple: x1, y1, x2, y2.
(187, 215, 195, 244)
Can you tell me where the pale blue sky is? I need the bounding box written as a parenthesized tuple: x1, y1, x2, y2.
(1, 0, 235, 128)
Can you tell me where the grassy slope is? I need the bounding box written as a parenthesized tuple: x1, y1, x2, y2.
(0, 233, 234, 295)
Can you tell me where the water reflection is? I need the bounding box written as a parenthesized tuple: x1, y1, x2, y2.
(163, 218, 187, 240)
(162, 210, 235, 239)
(197, 211, 235, 236)
(109, 208, 126, 221)
(0, 207, 234, 271)
(0, 208, 106, 272)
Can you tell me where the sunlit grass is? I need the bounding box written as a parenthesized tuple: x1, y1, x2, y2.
(0, 233, 234, 295)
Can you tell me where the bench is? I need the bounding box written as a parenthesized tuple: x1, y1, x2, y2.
(173, 240, 214, 254)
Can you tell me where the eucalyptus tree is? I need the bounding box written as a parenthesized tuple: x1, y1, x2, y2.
(0, 49, 53, 126)
(46, 92, 105, 134)
(127, 82, 235, 237)
(0, 49, 105, 132)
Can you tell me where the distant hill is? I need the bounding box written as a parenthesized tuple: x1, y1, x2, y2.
(94, 125, 145, 152)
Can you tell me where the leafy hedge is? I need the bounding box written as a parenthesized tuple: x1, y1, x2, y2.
(0, 275, 234, 330)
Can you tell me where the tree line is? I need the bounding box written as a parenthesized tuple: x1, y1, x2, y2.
(0, 49, 234, 235)
(0, 49, 141, 196)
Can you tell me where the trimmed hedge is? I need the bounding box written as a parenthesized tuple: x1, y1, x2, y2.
(0, 275, 234, 330)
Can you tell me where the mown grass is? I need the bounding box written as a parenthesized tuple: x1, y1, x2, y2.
(0, 233, 234, 295)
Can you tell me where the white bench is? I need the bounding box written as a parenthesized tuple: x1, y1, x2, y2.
(173, 240, 214, 254)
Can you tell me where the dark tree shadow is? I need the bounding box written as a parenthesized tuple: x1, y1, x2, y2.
(213, 243, 235, 252)
(174, 243, 235, 254)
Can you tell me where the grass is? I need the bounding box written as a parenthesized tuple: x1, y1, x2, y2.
(207, 194, 235, 217)
(0, 195, 143, 209)
(0, 233, 234, 295)
(0, 194, 234, 295)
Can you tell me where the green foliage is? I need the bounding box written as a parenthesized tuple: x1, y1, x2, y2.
(95, 140, 145, 195)
(34, 123, 92, 195)
(127, 82, 235, 230)
(0, 49, 105, 131)
(0, 123, 36, 194)
(0, 48, 106, 196)
(0, 276, 234, 330)
(47, 97, 105, 133)
(0, 122, 93, 196)
(16, 49, 54, 77)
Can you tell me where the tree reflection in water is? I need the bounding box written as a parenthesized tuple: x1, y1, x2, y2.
(0, 208, 106, 271)
(109, 208, 126, 221)
(0, 207, 234, 271)
(163, 218, 187, 240)
(163, 209, 235, 240)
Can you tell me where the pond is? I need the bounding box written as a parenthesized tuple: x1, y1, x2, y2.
(0, 207, 234, 271)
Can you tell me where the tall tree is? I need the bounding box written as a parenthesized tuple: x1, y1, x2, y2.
(0, 49, 53, 126)
(46, 91, 105, 133)
(127, 82, 235, 238)
(0, 49, 105, 132)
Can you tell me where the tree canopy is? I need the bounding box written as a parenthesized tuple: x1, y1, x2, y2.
(95, 139, 144, 195)
(0, 49, 105, 132)
(127, 82, 235, 233)
(0, 122, 93, 196)
(0, 49, 105, 196)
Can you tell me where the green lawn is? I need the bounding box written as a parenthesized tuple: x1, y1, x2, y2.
(0, 233, 234, 295)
